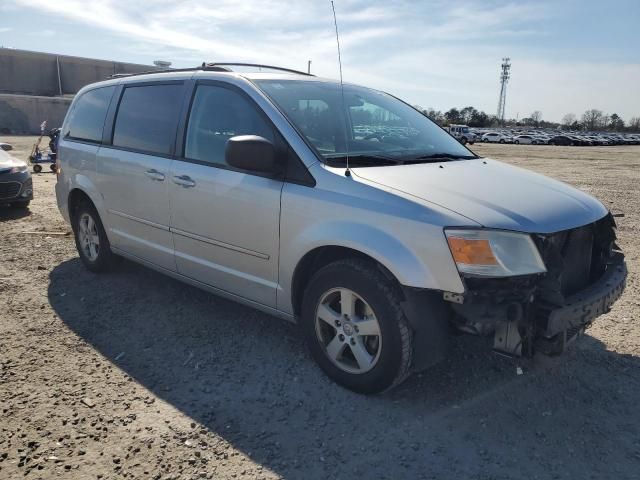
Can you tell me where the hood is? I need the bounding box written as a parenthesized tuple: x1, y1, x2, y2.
(351, 158, 608, 234)
(0, 150, 27, 173)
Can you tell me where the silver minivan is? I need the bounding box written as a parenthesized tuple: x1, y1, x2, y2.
(56, 64, 627, 393)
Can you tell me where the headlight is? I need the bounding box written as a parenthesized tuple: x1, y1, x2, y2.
(9, 165, 28, 174)
(445, 229, 546, 277)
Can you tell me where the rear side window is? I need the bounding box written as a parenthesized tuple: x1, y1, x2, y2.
(63, 86, 115, 143)
(113, 83, 183, 156)
(184, 85, 274, 167)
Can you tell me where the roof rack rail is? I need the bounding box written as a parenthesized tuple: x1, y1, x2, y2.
(108, 62, 312, 80)
(203, 62, 314, 76)
(108, 64, 231, 79)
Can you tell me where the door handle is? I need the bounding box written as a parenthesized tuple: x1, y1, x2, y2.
(173, 175, 196, 188)
(144, 169, 165, 181)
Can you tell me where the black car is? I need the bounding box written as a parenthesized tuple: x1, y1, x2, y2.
(0, 150, 33, 208)
(569, 136, 591, 146)
(548, 135, 574, 146)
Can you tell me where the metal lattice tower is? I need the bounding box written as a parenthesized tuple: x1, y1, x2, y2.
(496, 57, 511, 123)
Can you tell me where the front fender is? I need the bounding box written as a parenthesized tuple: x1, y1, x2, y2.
(278, 220, 465, 315)
(298, 220, 436, 287)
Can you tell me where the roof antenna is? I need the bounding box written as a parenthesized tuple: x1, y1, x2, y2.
(330, 0, 350, 177)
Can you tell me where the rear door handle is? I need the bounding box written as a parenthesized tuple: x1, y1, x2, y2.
(173, 175, 196, 188)
(145, 169, 165, 181)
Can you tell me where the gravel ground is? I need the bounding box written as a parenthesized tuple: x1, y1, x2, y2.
(1, 136, 639, 479)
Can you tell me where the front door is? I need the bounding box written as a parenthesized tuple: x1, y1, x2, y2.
(169, 83, 284, 307)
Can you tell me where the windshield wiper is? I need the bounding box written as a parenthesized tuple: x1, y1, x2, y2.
(403, 153, 479, 163)
(324, 154, 401, 167)
(324, 152, 479, 167)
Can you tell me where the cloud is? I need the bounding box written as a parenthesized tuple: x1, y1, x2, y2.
(0, 27, 13, 33)
(420, 2, 549, 40)
(7, 0, 640, 122)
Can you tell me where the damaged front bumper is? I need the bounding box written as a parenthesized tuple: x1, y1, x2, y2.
(535, 252, 626, 354)
(448, 251, 627, 357)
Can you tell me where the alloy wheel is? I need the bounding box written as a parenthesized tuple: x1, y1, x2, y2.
(78, 212, 100, 261)
(314, 288, 382, 374)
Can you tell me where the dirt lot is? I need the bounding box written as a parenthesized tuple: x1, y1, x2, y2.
(1, 136, 639, 479)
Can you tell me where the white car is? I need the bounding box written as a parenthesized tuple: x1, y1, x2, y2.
(482, 132, 510, 143)
(513, 135, 535, 145)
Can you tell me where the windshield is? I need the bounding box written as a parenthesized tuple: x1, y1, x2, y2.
(254, 79, 475, 166)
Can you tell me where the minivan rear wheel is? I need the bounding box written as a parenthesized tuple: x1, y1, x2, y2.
(301, 259, 413, 394)
(72, 202, 116, 272)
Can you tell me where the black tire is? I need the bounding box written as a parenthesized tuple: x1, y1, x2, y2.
(301, 259, 413, 394)
(460, 137, 467, 145)
(514, 140, 520, 144)
(499, 139, 505, 144)
(50, 163, 57, 172)
(72, 201, 117, 273)
(33, 164, 42, 173)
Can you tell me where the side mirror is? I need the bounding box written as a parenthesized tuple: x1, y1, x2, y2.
(225, 135, 277, 174)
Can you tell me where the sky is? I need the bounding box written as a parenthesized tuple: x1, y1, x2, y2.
(1, 0, 639, 123)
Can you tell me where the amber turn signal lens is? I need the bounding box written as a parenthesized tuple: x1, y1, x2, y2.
(447, 237, 498, 265)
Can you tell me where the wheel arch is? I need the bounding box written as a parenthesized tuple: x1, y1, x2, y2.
(68, 188, 95, 221)
(290, 245, 403, 318)
(281, 220, 458, 317)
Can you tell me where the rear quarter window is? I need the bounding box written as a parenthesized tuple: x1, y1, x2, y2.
(63, 86, 115, 143)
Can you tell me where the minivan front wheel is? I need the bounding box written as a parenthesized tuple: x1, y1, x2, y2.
(301, 259, 413, 394)
(73, 202, 116, 272)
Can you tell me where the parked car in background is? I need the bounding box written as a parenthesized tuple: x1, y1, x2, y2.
(55, 64, 627, 394)
(0, 149, 33, 208)
(548, 135, 574, 146)
(513, 134, 534, 145)
(474, 128, 638, 147)
(532, 135, 550, 145)
(574, 136, 594, 146)
(446, 124, 475, 145)
(482, 132, 510, 143)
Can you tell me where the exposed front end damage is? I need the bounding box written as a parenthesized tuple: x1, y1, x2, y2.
(447, 214, 627, 357)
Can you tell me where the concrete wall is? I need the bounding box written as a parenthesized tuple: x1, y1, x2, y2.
(0, 48, 159, 133)
(0, 48, 155, 96)
(0, 94, 71, 134)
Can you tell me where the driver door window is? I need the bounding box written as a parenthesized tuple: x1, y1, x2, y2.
(184, 85, 275, 167)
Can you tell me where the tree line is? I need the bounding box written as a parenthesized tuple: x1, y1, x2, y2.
(413, 105, 640, 133)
